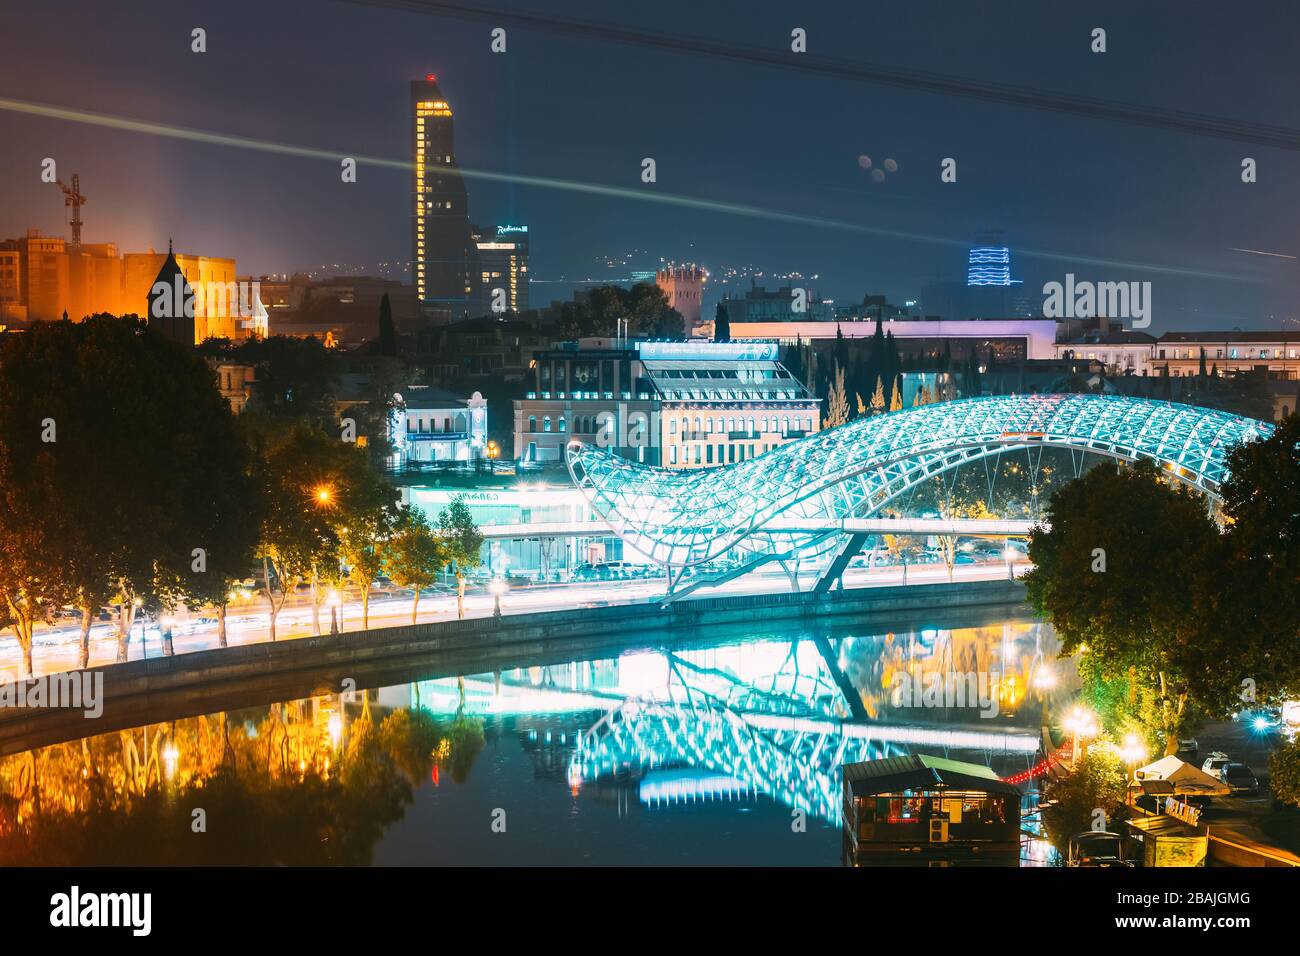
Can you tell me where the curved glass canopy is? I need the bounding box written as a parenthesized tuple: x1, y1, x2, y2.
(566, 394, 1272, 570)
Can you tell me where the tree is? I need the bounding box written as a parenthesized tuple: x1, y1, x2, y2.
(870, 376, 886, 415)
(249, 422, 344, 641)
(1270, 737, 1300, 810)
(385, 508, 446, 624)
(712, 302, 730, 343)
(335, 445, 400, 630)
(1040, 744, 1127, 853)
(437, 496, 484, 619)
(234, 335, 340, 427)
(1024, 460, 1220, 753)
(554, 284, 683, 339)
(377, 293, 398, 357)
(0, 316, 260, 670)
(1191, 414, 1300, 708)
(825, 364, 849, 427)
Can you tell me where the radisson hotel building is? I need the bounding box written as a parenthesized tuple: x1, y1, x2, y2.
(411, 75, 473, 319)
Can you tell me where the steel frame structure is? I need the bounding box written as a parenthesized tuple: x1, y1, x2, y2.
(566, 394, 1272, 572)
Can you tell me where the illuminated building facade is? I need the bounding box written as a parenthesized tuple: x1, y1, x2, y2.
(1055, 327, 1157, 376)
(1155, 330, 1300, 380)
(472, 223, 529, 316)
(516, 338, 656, 466)
(0, 231, 122, 322)
(390, 386, 488, 466)
(645, 340, 820, 470)
(124, 248, 242, 343)
(728, 317, 1059, 363)
(412, 75, 473, 320)
(514, 339, 820, 468)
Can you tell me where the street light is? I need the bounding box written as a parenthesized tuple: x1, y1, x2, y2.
(1121, 733, 1148, 802)
(1032, 664, 1057, 691)
(313, 484, 335, 507)
(1063, 706, 1099, 769)
(1004, 543, 1017, 580)
(489, 576, 508, 618)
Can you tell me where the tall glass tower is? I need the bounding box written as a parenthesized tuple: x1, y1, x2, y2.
(411, 75, 472, 319)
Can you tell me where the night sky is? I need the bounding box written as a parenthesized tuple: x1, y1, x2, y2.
(2, 0, 1297, 329)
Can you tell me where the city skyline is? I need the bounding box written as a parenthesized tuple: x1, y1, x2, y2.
(0, 0, 1296, 331)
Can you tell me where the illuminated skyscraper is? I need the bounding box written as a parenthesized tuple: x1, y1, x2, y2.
(412, 75, 473, 319)
(471, 223, 529, 316)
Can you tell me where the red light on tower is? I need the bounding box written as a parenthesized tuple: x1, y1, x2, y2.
(425, 74, 437, 82)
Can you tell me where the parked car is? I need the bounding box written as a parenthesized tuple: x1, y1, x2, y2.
(1201, 752, 1232, 777)
(1067, 831, 1132, 867)
(1220, 763, 1260, 795)
(1176, 738, 1199, 761)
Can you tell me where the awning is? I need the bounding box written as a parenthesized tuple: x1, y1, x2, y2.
(1135, 755, 1231, 797)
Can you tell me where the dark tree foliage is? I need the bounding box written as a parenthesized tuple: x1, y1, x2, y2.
(1024, 460, 1220, 750)
(377, 293, 398, 358)
(554, 283, 684, 339)
(713, 302, 730, 343)
(1190, 414, 1300, 708)
(0, 316, 260, 670)
(230, 334, 340, 426)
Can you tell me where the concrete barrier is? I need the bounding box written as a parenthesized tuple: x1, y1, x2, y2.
(0, 578, 1030, 756)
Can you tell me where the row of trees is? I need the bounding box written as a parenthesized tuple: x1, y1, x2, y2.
(0, 316, 482, 678)
(1024, 415, 1300, 755)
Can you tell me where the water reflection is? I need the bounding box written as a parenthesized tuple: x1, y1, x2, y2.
(0, 694, 486, 865)
(0, 619, 1072, 865)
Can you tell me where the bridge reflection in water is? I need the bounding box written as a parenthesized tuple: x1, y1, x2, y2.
(409, 620, 1069, 826)
(0, 615, 1069, 864)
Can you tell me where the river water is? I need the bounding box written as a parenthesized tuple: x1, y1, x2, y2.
(0, 609, 1072, 866)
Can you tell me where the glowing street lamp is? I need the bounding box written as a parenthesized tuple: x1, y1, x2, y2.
(1121, 733, 1148, 802)
(313, 484, 335, 507)
(489, 576, 508, 618)
(1063, 706, 1098, 769)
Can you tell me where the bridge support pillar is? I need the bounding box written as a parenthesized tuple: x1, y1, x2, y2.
(776, 558, 801, 592)
(813, 533, 869, 595)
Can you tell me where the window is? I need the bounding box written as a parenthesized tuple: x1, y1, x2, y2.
(669, 418, 677, 435)
(529, 416, 537, 433)
(669, 445, 678, 465)
(543, 416, 552, 432)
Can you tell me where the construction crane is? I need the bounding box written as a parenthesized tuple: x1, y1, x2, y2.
(53, 174, 87, 246)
